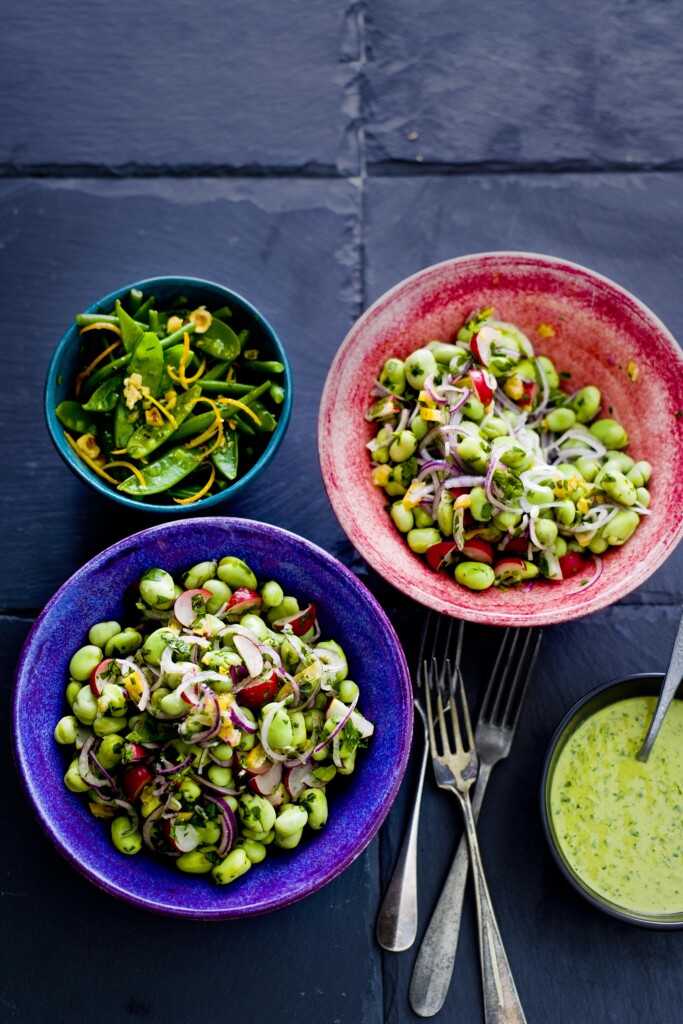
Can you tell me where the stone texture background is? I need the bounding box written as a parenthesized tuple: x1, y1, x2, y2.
(2, 3, 681, 1022)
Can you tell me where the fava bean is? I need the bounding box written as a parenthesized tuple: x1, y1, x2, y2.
(300, 788, 328, 830)
(73, 686, 99, 725)
(54, 715, 79, 745)
(88, 621, 121, 649)
(598, 468, 637, 506)
(407, 527, 442, 554)
(405, 348, 437, 390)
(389, 430, 418, 463)
(571, 386, 601, 423)
(69, 645, 103, 682)
(379, 357, 406, 395)
(64, 759, 90, 793)
(274, 804, 308, 839)
(139, 568, 176, 609)
(217, 556, 257, 590)
(97, 734, 124, 769)
(627, 460, 652, 488)
(176, 849, 214, 873)
(455, 562, 495, 591)
(603, 509, 640, 546)
(260, 580, 284, 608)
(469, 486, 493, 522)
(235, 838, 267, 864)
(104, 628, 142, 657)
(590, 418, 628, 450)
(390, 501, 414, 533)
(182, 561, 217, 590)
(545, 407, 576, 432)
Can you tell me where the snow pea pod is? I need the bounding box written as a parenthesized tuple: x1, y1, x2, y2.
(55, 401, 100, 435)
(129, 332, 164, 398)
(85, 323, 197, 389)
(118, 445, 206, 496)
(248, 400, 277, 433)
(126, 385, 202, 460)
(82, 374, 122, 413)
(114, 399, 135, 449)
(211, 429, 238, 480)
(195, 319, 241, 362)
(76, 312, 146, 329)
(115, 300, 144, 353)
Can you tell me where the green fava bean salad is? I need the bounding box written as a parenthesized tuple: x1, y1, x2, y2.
(55, 290, 285, 505)
(367, 308, 652, 591)
(55, 558, 374, 884)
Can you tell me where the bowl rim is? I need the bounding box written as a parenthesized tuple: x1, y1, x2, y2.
(539, 671, 683, 929)
(44, 275, 293, 514)
(11, 516, 413, 918)
(318, 250, 683, 627)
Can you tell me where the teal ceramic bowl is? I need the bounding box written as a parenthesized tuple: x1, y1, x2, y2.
(44, 276, 293, 514)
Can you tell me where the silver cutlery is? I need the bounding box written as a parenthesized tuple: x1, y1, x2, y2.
(637, 604, 683, 761)
(410, 626, 541, 1016)
(376, 615, 463, 952)
(420, 647, 527, 1024)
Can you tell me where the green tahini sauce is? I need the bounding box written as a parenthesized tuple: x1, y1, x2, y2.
(550, 696, 683, 916)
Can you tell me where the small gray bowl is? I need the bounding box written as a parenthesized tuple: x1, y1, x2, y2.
(541, 673, 683, 929)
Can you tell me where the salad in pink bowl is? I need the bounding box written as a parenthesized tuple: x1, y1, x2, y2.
(318, 252, 683, 626)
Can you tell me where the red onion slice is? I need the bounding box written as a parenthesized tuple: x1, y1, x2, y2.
(259, 700, 289, 763)
(203, 794, 237, 856)
(230, 702, 257, 734)
(284, 763, 313, 799)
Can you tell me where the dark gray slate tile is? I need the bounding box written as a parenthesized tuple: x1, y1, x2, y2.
(0, 177, 360, 612)
(0, 1, 362, 174)
(3, 609, 383, 1024)
(380, 604, 683, 1024)
(364, 172, 683, 604)
(364, 0, 683, 170)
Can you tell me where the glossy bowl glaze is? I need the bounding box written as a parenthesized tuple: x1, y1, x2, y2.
(45, 276, 293, 514)
(541, 673, 683, 929)
(12, 518, 412, 918)
(319, 252, 683, 626)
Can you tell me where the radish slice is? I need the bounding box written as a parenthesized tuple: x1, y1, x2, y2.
(233, 634, 263, 678)
(284, 764, 313, 799)
(461, 538, 494, 565)
(265, 786, 286, 808)
(167, 818, 200, 853)
(90, 658, 115, 696)
(325, 696, 375, 740)
(227, 587, 262, 615)
(174, 589, 211, 627)
(249, 761, 282, 796)
(272, 603, 317, 637)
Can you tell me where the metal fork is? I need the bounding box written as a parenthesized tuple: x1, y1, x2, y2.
(376, 614, 464, 951)
(410, 628, 542, 1017)
(421, 653, 527, 1024)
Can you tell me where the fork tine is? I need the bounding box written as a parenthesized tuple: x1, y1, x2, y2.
(415, 611, 433, 685)
(456, 667, 475, 750)
(503, 629, 543, 728)
(479, 627, 514, 721)
(488, 628, 523, 724)
(422, 657, 438, 753)
(434, 658, 452, 753)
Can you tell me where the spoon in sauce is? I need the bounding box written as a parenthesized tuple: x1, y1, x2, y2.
(637, 605, 683, 761)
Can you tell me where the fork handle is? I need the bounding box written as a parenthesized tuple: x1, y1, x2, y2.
(376, 731, 429, 951)
(409, 761, 493, 1017)
(460, 791, 527, 1024)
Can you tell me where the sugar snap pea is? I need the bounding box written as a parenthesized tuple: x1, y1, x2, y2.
(62, 289, 285, 505)
(126, 385, 202, 460)
(211, 429, 238, 480)
(117, 445, 206, 495)
(55, 401, 100, 435)
(82, 375, 122, 413)
(195, 319, 241, 362)
(115, 300, 144, 353)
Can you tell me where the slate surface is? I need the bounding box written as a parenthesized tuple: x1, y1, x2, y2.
(0, 1, 363, 175)
(3, 3, 683, 1023)
(364, 0, 683, 171)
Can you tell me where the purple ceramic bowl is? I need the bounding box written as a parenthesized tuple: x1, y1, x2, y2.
(12, 518, 412, 918)
(319, 252, 683, 627)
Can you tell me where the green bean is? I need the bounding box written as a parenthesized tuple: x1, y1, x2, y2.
(117, 445, 206, 496)
(128, 289, 143, 314)
(134, 295, 155, 323)
(201, 359, 231, 382)
(243, 359, 284, 374)
(126, 385, 201, 460)
(269, 382, 285, 405)
(212, 305, 233, 321)
(76, 312, 146, 329)
(55, 401, 100, 436)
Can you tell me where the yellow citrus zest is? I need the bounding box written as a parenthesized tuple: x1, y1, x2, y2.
(74, 339, 122, 395)
(215, 396, 261, 425)
(173, 462, 217, 505)
(79, 323, 122, 337)
(183, 356, 206, 385)
(64, 432, 118, 484)
(103, 461, 146, 486)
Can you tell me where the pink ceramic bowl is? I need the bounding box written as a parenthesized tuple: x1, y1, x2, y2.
(318, 252, 683, 626)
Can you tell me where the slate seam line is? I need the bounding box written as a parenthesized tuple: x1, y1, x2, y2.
(3, 160, 683, 180)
